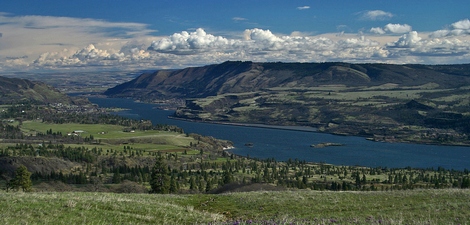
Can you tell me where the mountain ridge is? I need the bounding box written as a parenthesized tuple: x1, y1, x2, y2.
(104, 61, 470, 100)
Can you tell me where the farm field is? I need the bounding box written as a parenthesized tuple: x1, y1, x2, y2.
(19, 121, 196, 152)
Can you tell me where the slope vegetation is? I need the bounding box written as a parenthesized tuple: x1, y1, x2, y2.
(0, 76, 73, 104)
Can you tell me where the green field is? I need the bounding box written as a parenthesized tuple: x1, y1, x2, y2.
(1, 189, 468, 224)
(19, 121, 195, 152)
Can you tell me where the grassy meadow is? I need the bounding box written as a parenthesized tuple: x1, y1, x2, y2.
(1, 189, 469, 224)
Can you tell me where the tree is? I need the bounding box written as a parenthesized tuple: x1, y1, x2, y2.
(112, 171, 122, 184)
(10, 165, 33, 192)
(169, 174, 178, 193)
(189, 176, 196, 190)
(150, 154, 170, 194)
(223, 170, 233, 185)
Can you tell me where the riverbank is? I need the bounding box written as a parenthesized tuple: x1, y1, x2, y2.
(169, 115, 470, 147)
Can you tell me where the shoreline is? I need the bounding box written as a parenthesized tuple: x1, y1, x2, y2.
(168, 116, 470, 147)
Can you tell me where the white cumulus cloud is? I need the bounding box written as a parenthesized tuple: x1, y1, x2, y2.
(387, 31, 470, 60)
(371, 24, 412, 34)
(388, 31, 422, 48)
(148, 28, 388, 63)
(430, 19, 470, 37)
(148, 28, 233, 54)
(384, 24, 412, 34)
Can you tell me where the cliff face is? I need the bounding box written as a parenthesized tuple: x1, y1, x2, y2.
(104, 61, 470, 100)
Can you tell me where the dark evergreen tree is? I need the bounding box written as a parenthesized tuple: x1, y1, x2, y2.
(462, 177, 470, 189)
(189, 176, 196, 190)
(169, 174, 178, 193)
(150, 154, 170, 194)
(223, 170, 233, 185)
(112, 171, 122, 184)
(205, 179, 212, 192)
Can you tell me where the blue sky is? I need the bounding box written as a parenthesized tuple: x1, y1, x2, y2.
(0, 0, 469, 72)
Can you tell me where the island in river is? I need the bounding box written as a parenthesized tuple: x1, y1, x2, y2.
(310, 142, 344, 148)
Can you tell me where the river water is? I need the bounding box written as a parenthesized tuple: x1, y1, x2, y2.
(89, 97, 469, 171)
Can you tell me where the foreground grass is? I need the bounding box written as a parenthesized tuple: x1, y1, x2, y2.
(1, 189, 469, 224)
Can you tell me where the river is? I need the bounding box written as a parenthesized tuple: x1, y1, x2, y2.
(89, 97, 469, 171)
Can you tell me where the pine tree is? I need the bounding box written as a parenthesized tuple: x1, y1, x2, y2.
(10, 165, 33, 192)
(189, 176, 196, 190)
(150, 154, 170, 194)
(112, 171, 122, 184)
(205, 179, 212, 192)
(223, 170, 233, 185)
(169, 174, 178, 193)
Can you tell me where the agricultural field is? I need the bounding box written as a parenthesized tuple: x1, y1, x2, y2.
(19, 121, 196, 153)
(1, 189, 469, 224)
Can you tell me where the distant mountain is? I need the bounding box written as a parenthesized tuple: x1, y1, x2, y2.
(104, 61, 470, 100)
(0, 76, 73, 104)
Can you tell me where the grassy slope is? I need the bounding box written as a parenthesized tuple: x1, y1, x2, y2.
(1, 189, 469, 225)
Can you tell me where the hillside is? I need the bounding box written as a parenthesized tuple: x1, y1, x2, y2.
(0, 76, 74, 104)
(104, 61, 470, 100)
(1, 189, 469, 224)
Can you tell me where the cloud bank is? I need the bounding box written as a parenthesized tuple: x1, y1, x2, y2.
(1, 13, 470, 72)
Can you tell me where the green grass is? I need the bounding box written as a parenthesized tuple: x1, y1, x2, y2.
(19, 121, 195, 152)
(0, 192, 222, 225)
(21, 121, 160, 138)
(1, 189, 469, 224)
